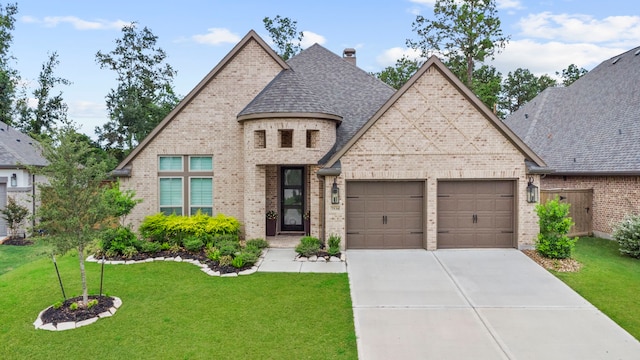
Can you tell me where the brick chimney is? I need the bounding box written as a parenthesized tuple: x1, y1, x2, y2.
(343, 48, 356, 66)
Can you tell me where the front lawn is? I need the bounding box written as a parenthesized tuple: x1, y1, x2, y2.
(0, 253, 357, 359)
(553, 237, 640, 340)
(0, 237, 52, 276)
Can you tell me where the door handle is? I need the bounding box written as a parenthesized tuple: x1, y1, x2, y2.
(472, 214, 477, 223)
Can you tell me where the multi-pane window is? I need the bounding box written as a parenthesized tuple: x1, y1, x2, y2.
(190, 177, 213, 215)
(158, 156, 213, 216)
(159, 177, 183, 215)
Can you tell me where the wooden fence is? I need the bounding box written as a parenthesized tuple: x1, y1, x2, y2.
(541, 189, 593, 237)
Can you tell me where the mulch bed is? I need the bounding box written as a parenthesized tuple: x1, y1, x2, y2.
(41, 295, 114, 326)
(1, 237, 33, 246)
(98, 250, 254, 274)
(522, 249, 582, 272)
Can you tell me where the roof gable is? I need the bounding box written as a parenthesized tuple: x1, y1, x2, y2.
(505, 46, 640, 174)
(117, 30, 288, 169)
(325, 55, 546, 168)
(0, 121, 47, 168)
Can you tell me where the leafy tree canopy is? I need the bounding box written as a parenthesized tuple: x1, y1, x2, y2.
(263, 15, 304, 61)
(557, 64, 588, 87)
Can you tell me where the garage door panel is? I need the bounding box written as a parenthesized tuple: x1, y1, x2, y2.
(347, 181, 424, 249)
(438, 180, 515, 249)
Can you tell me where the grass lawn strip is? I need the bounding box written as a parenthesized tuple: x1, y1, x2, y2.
(0, 237, 52, 275)
(0, 253, 357, 359)
(552, 237, 640, 341)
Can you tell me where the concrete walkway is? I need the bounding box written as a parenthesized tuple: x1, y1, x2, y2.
(347, 249, 640, 360)
(257, 248, 346, 273)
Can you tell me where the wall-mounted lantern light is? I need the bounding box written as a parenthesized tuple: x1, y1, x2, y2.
(527, 177, 538, 203)
(331, 178, 340, 204)
(10, 173, 17, 187)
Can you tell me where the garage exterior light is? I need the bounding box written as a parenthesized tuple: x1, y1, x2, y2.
(331, 178, 340, 204)
(527, 177, 538, 203)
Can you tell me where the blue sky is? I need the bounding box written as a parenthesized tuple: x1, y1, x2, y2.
(9, 0, 640, 137)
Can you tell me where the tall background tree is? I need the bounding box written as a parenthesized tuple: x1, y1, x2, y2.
(0, 2, 18, 125)
(557, 64, 588, 87)
(15, 52, 71, 138)
(373, 56, 420, 90)
(499, 68, 557, 114)
(32, 121, 114, 307)
(95, 23, 179, 161)
(407, 0, 509, 89)
(263, 15, 304, 61)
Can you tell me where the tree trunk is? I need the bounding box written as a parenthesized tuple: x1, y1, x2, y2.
(78, 242, 88, 306)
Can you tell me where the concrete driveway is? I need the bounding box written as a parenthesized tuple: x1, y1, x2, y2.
(347, 249, 640, 359)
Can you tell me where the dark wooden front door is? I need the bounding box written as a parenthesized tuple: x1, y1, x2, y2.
(281, 167, 304, 232)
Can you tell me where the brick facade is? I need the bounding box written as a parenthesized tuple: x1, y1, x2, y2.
(334, 67, 539, 250)
(542, 175, 640, 237)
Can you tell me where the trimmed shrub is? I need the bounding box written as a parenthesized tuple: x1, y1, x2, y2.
(327, 234, 341, 256)
(212, 234, 240, 248)
(239, 250, 259, 266)
(613, 214, 640, 258)
(99, 226, 141, 256)
(295, 236, 321, 257)
(206, 247, 221, 262)
(139, 212, 241, 244)
(245, 238, 269, 249)
(535, 197, 577, 259)
(141, 241, 161, 254)
(218, 255, 233, 267)
(218, 240, 240, 257)
(182, 236, 204, 252)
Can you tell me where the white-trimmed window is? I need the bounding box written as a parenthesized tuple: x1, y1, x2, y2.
(159, 177, 183, 215)
(190, 177, 213, 215)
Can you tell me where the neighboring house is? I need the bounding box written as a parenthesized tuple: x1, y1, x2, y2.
(0, 121, 47, 238)
(505, 46, 640, 238)
(114, 30, 547, 250)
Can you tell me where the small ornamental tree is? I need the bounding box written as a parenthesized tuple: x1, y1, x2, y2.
(613, 214, 640, 259)
(0, 197, 29, 239)
(103, 181, 141, 226)
(535, 196, 577, 259)
(30, 122, 113, 307)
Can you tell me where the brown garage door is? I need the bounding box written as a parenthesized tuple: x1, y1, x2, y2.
(347, 182, 423, 249)
(438, 181, 515, 248)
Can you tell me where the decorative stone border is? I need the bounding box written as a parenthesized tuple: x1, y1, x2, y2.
(295, 253, 346, 263)
(34, 297, 122, 331)
(85, 253, 265, 277)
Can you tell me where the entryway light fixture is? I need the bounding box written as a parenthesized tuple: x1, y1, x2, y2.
(10, 173, 17, 187)
(526, 177, 538, 203)
(331, 178, 340, 204)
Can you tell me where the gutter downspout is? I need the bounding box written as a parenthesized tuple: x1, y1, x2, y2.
(32, 174, 36, 231)
(316, 161, 341, 243)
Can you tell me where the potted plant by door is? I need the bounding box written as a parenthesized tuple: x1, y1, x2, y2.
(266, 210, 278, 236)
(303, 211, 310, 236)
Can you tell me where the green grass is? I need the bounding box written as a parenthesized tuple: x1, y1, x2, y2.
(0, 237, 52, 275)
(553, 237, 640, 340)
(0, 253, 357, 359)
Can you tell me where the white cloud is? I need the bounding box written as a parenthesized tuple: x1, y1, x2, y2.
(192, 28, 241, 45)
(496, 0, 523, 10)
(376, 47, 423, 67)
(493, 39, 626, 77)
(300, 31, 326, 48)
(518, 13, 640, 46)
(21, 15, 128, 30)
(409, 0, 436, 5)
(68, 100, 108, 138)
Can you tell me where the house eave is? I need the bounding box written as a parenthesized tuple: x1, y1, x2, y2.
(548, 170, 640, 177)
(237, 112, 342, 123)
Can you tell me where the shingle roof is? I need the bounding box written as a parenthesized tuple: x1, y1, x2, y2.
(0, 121, 47, 168)
(239, 44, 396, 163)
(504, 46, 640, 174)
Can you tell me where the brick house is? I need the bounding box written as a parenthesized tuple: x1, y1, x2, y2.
(0, 121, 47, 238)
(114, 30, 546, 250)
(505, 46, 640, 239)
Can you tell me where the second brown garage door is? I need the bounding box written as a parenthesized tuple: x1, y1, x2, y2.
(437, 181, 515, 248)
(347, 182, 424, 249)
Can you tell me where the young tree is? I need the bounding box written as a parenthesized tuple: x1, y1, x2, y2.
(373, 56, 421, 90)
(103, 181, 141, 226)
(263, 15, 304, 61)
(95, 23, 180, 159)
(31, 122, 113, 307)
(556, 64, 588, 87)
(0, 197, 29, 239)
(15, 52, 71, 138)
(0, 2, 18, 125)
(407, 0, 509, 88)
